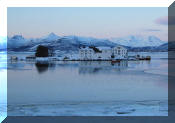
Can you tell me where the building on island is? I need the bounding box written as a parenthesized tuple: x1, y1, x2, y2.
(79, 46, 128, 60)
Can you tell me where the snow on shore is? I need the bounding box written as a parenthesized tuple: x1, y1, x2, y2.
(8, 100, 167, 116)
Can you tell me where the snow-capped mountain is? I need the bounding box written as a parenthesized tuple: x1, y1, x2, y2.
(62, 35, 115, 46)
(7, 35, 29, 48)
(40, 32, 60, 41)
(109, 35, 166, 47)
(6, 33, 168, 52)
(26, 33, 60, 44)
(7, 34, 116, 52)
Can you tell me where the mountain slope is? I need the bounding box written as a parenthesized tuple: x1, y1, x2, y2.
(110, 35, 165, 47)
(7, 35, 117, 52)
(6, 33, 168, 52)
(40, 32, 60, 41)
(7, 35, 29, 48)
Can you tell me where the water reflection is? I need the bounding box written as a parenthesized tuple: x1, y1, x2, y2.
(34, 61, 129, 75)
(78, 61, 128, 75)
(0, 53, 7, 70)
(8, 59, 155, 75)
(7, 61, 25, 70)
(35, 62, 56, 74)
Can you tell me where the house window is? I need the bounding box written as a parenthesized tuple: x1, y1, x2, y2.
(118, 50, 120, 55)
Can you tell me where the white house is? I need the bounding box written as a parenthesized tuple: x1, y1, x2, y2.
(79, 47, 94, 60)
(112, 46, 128, 59)
(79, 46, 128, 60)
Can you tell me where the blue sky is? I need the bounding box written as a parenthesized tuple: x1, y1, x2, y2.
(7, 7, 168, 41)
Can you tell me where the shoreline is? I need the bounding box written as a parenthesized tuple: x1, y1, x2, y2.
(8, 100, 168, 116)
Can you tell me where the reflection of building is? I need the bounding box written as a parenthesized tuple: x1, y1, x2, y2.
(79, 46, 128, 60)
(35, 61, 56, 74)
(78, 61, 128, 74)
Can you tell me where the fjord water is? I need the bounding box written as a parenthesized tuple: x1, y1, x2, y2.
(7, 52, 168, 116)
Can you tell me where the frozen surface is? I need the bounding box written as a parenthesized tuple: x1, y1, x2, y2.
(8, 100, 167, 116)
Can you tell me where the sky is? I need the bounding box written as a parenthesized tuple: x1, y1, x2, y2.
(7, 7, 168, 41)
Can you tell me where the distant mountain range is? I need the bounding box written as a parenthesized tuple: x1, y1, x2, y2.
(0, 33, 170, 52)
(109, 35, 165, 47)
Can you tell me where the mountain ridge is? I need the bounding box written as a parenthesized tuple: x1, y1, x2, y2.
(109, 35, 166, 47)
(2, 33, 168, 52)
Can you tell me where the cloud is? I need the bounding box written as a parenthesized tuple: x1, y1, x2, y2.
(155, 16, 175, 25)
(155, 16, 168, 25)
(143, 29, 161, 32)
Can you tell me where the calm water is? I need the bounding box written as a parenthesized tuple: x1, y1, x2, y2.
(7, 52, 168, 116)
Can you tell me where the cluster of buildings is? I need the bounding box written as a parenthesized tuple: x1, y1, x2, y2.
(23, 45, 128, 61)
(79, 46, 128, 60)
